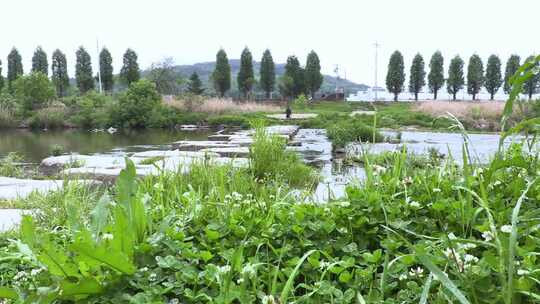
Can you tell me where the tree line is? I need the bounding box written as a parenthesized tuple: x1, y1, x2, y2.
(385, 51, 539, 101)
(0, 46, 324, 100)
(0, 46, 141, 97)
(211, 47, 323, 99)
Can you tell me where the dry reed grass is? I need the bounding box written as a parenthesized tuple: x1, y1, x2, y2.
(164, 97, 282, 114)
(413, 101, 505, 120)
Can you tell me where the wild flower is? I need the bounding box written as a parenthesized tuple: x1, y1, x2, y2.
(241, 263, 257, 277)
(148, 273, 157, 281)
(517, 269, 530, 276)
(402, 176, 413, 185)
(433, 187, 442, 192)
(319, 261, 332, 270)
(500, 225, 512, 233)
(409, 200, 421, 208)
(373, 165, 387, 175)
(482, 231, 494, 241)
(102, 233, 114, 241)
(448, 232, 457, 240)
(262, 295, 278, 304)
(217, 265, 231, 274)
(409, 267, 424, 277)
(338, 201, 351, 207)
(398, 273, 408, 281)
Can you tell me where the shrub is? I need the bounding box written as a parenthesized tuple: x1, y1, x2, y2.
(70, 91, 113, 128)
(14, 72, 56, 112)
(113, 79, 161, 128)
(207, 114, 249, 127)
(28, 106, 66, 129)
(0, 104, 19, 128)
(293, 94, 308, 109)
(327, 118, 384, 148)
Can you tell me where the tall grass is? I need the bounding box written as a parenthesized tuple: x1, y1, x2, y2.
(164, 97, 281, 114)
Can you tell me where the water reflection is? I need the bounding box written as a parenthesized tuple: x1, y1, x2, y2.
(0, 129, 212, 162)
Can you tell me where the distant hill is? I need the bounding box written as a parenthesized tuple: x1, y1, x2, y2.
(144, 59, 368, 96)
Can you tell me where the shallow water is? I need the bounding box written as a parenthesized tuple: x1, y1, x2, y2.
(0, 129, 212, 162)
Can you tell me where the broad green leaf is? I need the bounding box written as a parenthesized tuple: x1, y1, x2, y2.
(0, 287, 17, 299)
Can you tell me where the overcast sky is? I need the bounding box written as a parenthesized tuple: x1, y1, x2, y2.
(1, 0, 538, 85)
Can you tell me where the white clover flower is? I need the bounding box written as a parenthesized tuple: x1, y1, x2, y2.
(262, 295, 277, 304)
(398, 273, 408, 281)
(517, 269, 530, 276)
(482, 231, 494, 242)
(241, 263, 257, 277)
(493, 180, 502, 186)
(338, 201, 350, 207)
(30, 268, 44, 276)
(149, 273, 157, 281)
(338, 227, 348, 234)
(459, 243, 477, 250)
(102, 233, 114, 241)
(319, 261, 332, 270)
(217, 265, 231, 274)
(139, 267, 149, 272)
(409, 267, 424, 277)
(432, 188, 442, 193)
(448, 232, 457, 240)
(443, 248, 454, 259)
(13, 271, 27, 281)
(237, 278, 244, 284)
(500, 225, 512, 234)
(372, 165, 387, 175)
(409, 201, 421, 208)
(463, 254, 478, 263)
(402, 176, 413, 185)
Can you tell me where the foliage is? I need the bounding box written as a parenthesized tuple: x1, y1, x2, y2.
(207, 114, 249, 128)
(75, 46, 95, 94)
(113, 79, 161, 128)
(0, 152, 23, 178)
(70, 91, 114, 128)
(278, 75, 294, 99)
(7, 47, 23, 91)
(0, 59, 4, 91)
(187, 72, 204, 95)
(259, 49, 276, 98)
(147, 57, 179, 95)
(293, 94, 308, 109)
(28, 106, 66, 129)
(284, 55, 306, 98)
(120, 48, 141, 86)
(249, 124, 317, 188)
(447, 55, 465, 100)
(522, 55, 540, 100)
(504, 55, 520, 94)
(485, 54, 502, 100)
(305, 50, 323, 99)
(31, 46, 48, 76)
(212, 49, 231, 97)
(428, 51, 444, 100)
(386, 50, 405, 101)
(409, 53, 426, 101)
(99, 48, 114, 92)
(467, 54, 484, 100)
(327, 118, 384, 148)
(51, 49, 69, 97)
(14, 72, 56, 112)
(237, 47, 255, 98)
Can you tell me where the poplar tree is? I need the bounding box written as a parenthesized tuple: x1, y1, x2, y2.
(428, 51, 444, 100)
(187, 72, 204, 95)
(504, 55, 521, 94)
(305, 50, 323, 99)
(385, 50, 405, 101)
(259, 49, 275, 99)
(447, 55, 464, 100)
(99, 48, 114, 92)
(0, 60, 4, 91)
(484, 54, 502, 100)
(120, 48, 140, 86)
(75, 46, 94, 93)
(212, 49, 231, 97)
(7, 47, 23, 91)
(32, 46, 48, 76)
(523, 55, 540, 100)
(237, 47, 254, 99)
(408, 53, 426, 101)
(284, 55, 305, 98)
(51, 49, 69, 97)
(467, 54, 484, 100)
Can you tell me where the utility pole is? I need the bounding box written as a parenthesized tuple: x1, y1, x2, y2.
(334, 64, 340, 98)
(373, 41, 380, 101)
(96, 39, 103, 93)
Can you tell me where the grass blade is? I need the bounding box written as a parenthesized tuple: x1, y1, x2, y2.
(279, 249, 317, 303)
(417, 254, 470, 304)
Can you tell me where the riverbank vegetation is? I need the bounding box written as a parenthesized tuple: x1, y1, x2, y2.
(0, 56, 540, 303)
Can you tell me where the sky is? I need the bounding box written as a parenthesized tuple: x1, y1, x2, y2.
(0, 0, 539, 86)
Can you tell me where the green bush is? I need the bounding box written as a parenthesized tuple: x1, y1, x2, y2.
(0, 152, 24, 178)
(70, 91, 113, 128)
(28, 106, 66, 129)
(327, 118, 384, 148)
(14, 72, 56, 112)
(112, 79, 161, 128)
